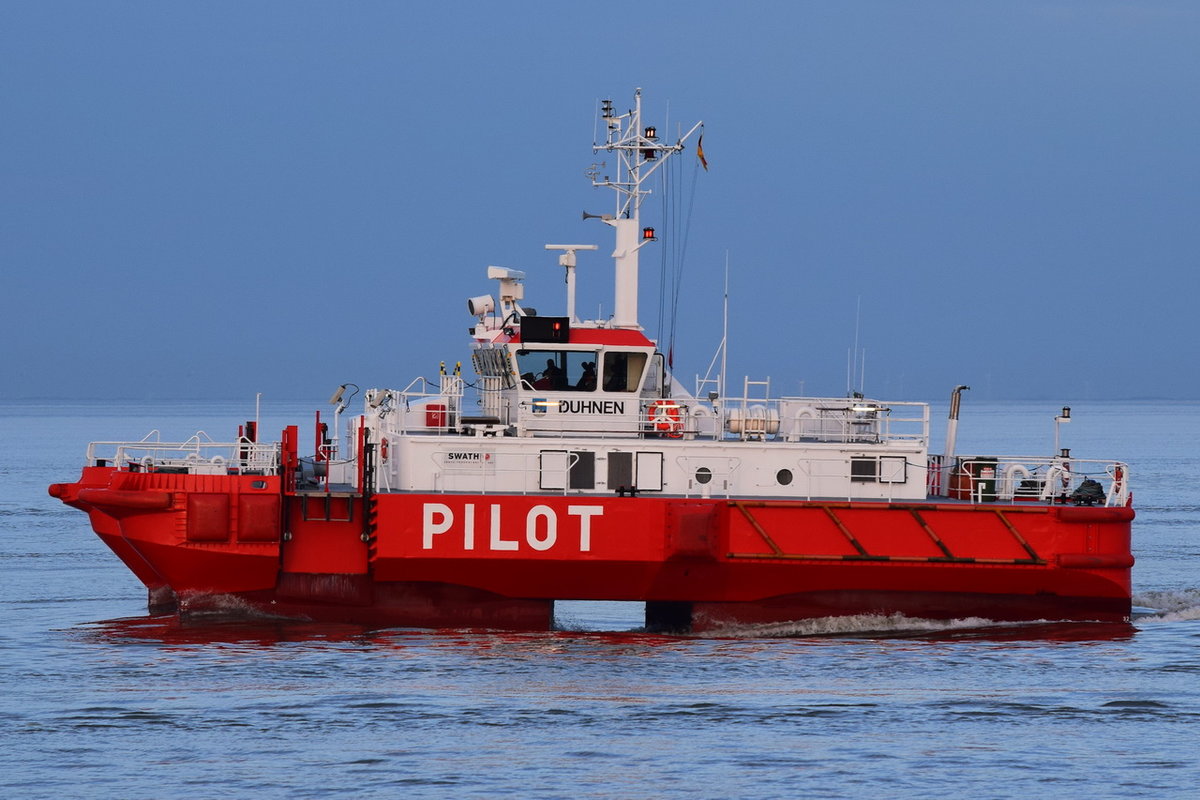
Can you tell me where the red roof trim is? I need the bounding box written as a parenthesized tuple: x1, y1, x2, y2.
(510, 329, 655, 347)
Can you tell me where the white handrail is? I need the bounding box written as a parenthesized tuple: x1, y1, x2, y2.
(945, 456, 1130, 507)
(86, 436, 281, 475)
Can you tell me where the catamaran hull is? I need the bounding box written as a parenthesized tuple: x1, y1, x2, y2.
(50, 468, 1134, 631)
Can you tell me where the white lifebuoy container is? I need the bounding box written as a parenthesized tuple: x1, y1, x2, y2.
(1002, 463, 1031, 497)
(649, 400, 683, 438)
(1043, 465, 1070, 499)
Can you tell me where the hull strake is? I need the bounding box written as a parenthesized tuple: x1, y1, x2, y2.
(51, 469, 1133, 630)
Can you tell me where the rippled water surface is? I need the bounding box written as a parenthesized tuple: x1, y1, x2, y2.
(3, 400, 1199, 798)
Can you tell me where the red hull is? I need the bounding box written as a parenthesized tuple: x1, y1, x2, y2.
(50, 468, 1134, 631)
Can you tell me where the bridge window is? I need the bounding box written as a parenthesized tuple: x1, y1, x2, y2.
(602, 352, 647, 393)
(516, 349, 598, 391)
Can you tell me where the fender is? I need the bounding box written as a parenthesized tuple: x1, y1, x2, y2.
(77, 488, 174, 511)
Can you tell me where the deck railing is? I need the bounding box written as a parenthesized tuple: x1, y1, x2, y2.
(87, 431, 280, 475)
(930, 455, 1130, 507)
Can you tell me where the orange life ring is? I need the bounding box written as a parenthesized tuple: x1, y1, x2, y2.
(380, 437, 389, 462)
(649, 400, 683, 438)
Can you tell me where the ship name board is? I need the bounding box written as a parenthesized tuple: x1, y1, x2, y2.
(558, 400, 625, 414)
(422, 502, 603, 552)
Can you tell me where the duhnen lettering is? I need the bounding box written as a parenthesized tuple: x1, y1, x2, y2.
(557, 400, 625, 414)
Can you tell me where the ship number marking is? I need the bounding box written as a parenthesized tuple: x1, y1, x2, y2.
(422, 503, 603, 552)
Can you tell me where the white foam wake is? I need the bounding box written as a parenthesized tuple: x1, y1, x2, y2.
(699, 612, 1005, 639)
(1132, 588, 1200, 622)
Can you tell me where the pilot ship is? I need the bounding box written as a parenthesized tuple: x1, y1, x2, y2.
(49, 90, 1134, 632)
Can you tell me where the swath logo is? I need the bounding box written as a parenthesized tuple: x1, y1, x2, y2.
(442, 452, 495, 471)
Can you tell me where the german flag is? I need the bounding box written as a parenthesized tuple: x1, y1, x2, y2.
(697, 135, 708, 171)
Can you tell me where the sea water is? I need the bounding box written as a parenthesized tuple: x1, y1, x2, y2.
(2, 399, 1198, 799)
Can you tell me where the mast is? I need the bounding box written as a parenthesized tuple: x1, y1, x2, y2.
(721, 254, 729, 401)
(544, 244, 598, 323)
(588, 89, 702, 330)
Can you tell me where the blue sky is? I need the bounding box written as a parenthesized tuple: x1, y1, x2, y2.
(3, 1, 1197, 403)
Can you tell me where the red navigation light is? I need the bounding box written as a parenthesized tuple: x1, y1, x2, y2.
(643, 227, 656, 241)
(521, 315, 570, 343)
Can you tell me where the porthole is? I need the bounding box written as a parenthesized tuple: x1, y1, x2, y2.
(695, 466, 713, 485)
(776, 468, 793, 486)
(251, 480, 268, 490)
